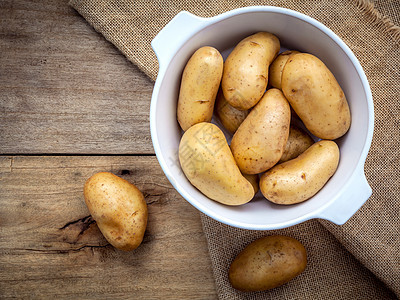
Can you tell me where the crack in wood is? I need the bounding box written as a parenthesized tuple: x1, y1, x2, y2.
(58, 215, 99, 245)
(143, 191, 169, 205)
(146, 198, 161, 205)
(11, 244, 110, 254)
(59, 215, 95, 231)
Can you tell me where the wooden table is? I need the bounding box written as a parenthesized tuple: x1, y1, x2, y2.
(0, 1, 217, 298)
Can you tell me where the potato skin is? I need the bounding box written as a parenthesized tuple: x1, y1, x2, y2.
(269, 50, 300, 89)
(179, 122, 254, 205)
(260, 140, 339, 205)
(282, 53, 351, 139)
(215, 89, 249, 134)
(222, 32, 280, 110)
(229, 235, 307, 292)
(279, 125, 314, 163)
(177, 46, 223, 131)
(231, 88, 291, 174)
(84, 172, 148, 251)
(243, 173, 259, 194)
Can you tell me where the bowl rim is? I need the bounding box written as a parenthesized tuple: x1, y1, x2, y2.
(150, 6, 374, 230)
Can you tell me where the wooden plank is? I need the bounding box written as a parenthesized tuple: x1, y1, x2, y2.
(0, 0, 154, 154)
(0, 156, 217, 299)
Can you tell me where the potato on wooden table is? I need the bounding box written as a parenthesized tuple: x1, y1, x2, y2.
(84, 172, 148, 251)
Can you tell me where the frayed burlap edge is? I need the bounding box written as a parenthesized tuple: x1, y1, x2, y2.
(355, 0, 400, 44)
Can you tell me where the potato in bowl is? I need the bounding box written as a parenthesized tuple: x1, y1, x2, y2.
(150, 6, 373, 230)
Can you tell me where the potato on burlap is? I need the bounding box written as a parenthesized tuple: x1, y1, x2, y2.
(229, 235, 307, 291)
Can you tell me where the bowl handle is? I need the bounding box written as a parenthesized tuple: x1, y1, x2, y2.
(316, 167, 372, 225)
(151, 11, 205, 68)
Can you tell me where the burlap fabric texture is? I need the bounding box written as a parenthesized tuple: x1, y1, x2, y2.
(70, 0, 400, 299)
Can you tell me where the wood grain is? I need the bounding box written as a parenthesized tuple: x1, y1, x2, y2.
(0, 156, 217, 299)
(0, 1, 218, 298)
(0, 0, 154, 154)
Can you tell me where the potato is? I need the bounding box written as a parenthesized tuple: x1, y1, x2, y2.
(279, 125, 314, 163)
(84, 172, 148, 251)
(179, 122, 254, 205)
(269, 50, 300, 89)
(177, 46, 223, 131)
(229, 235, 307, 292)
(282, 53, 351, 139)
(260, 140, 339, 205)
(215, 89, 249, 134)
(230, 88, 291, 174)
(222, 32, 280, 110)
(243, 173, 259, 194)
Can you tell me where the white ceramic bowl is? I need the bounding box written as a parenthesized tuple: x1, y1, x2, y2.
(150, 6, 373, 230)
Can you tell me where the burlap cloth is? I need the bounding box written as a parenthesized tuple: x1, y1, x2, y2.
(70, 0, 400, 298)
